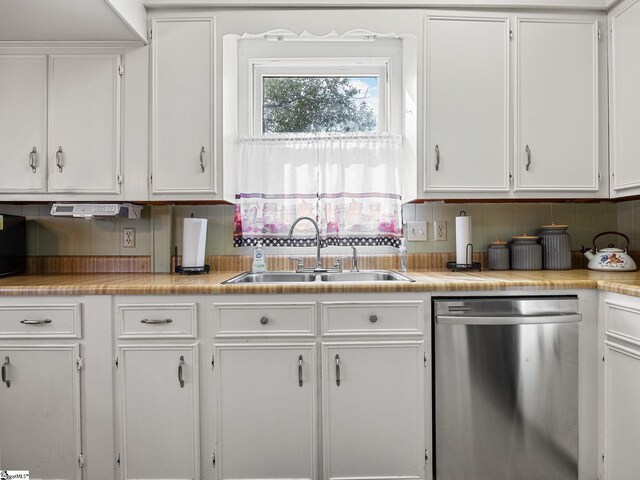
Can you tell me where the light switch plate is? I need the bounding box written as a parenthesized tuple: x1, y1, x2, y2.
(406, 221, 427, 241)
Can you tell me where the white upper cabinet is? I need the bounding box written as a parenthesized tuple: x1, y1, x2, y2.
(609, 0, 640, 198)
(0, 55, 47, 193)
(150, 16, 216, 196)
(424, 15, 509, 193)
(48, 54, 122, 194)
(514, 18, 601, 193)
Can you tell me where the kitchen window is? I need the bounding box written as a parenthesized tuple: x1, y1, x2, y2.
(223, 31, 417, 247)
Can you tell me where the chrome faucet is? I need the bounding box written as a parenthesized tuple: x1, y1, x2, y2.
(350, 245, 359, 272)
(288, 216, 323, 271)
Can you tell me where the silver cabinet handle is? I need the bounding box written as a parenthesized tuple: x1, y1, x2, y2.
(140, 319, 173, 324)
(335, 354, 341, 387)
(200, 146, 206, 173)
(435, 144, 440, 171)
(260, 316, 269, 325)
(178, 355, 185, 388)
(369, 315, 378, 323)
(29, 147, 37, 173)
(525, 145, 531, 171)
(298, 355, 303, 387)
(56, 146, 64, 173)
(2, 356, 10, 388)
(20, 319, 52, 325)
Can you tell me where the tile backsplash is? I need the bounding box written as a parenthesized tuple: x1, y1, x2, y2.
(4, 200, 640, 264)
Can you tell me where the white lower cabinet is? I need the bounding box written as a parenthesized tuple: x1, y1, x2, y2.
(214, 343, 317, 479)
(117, 344, 200, 480)
(0, 345, 82, 479)
(603, 295, 640, 480)
(322, 342, 425, 480)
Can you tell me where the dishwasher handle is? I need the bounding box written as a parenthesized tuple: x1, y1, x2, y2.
(436, 313, 582, 325)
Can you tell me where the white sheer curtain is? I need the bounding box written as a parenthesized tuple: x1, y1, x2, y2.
(234, 133, 403, 248)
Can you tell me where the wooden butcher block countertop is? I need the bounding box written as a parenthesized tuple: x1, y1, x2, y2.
(1, 269, 640, 297)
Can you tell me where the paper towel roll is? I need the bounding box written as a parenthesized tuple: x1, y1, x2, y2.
(182, 218, 208, 267)
(455, 213, 472, 265)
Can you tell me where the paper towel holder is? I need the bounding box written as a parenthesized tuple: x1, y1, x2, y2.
(446, 243, 481, 272)
(174, 246, 210, 275)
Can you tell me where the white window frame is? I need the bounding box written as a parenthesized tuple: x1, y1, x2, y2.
(252, 58, 390, 134)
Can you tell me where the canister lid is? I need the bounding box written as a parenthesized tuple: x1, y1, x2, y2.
(489, 239, 508, 246)
(540, 223, 569, 229)
(512, 234, 539, 241)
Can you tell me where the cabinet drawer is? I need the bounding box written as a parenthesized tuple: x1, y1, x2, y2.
(116, 303, 197, 339)
(605, 300, 640, 347)
(0, 304, 82, 338)
(213, 303, 316, 337)
(322, 301, 424, 336)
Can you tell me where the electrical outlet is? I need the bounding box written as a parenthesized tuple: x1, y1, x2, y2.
(406, 221, 427, 241)
(434, 221, 447, 241)
(123, 228, 136, 248)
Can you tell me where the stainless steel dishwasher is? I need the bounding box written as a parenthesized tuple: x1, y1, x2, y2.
(433, 296, 582, 480)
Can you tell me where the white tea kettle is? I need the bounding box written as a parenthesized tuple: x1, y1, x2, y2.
(582, 231, 637, 271)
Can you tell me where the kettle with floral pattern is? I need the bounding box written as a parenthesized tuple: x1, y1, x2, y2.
(582, 231, 637, 271)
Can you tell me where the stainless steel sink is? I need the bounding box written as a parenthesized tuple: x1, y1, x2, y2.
(222, 272, 317, 284)
(319, 271, 414, 282)
(222, 270, 414, 284)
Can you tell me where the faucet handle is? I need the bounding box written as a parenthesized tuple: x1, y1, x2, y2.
(333, 256, 350, 270)
(288, 256, 304, 272)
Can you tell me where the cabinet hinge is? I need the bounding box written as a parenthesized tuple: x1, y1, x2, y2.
(598, 171, 601, 183)
(211, 355, 215, 369)
(118, 64, 124, 76)
(597, 29, 601, 40)
(425, 449, 429, 464)
(424, 352, 427, 367)
(212, 452, 216, 467)
(150, 173, 153, 184)
(602, 353, 605, 363)
(148, 27, 152, 41)
(78, 453, 84, 468)
(117, 173, 123, 185)
(116, 453, 120, 466)
(115, 356, 119, 369)
(602, 451, 605, 463)
(509, 172, 513, 183)
(76, 356, 83, 371)
(509, 29, 513, 40)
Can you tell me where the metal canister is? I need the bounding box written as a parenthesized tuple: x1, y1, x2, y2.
(539, 223, 572, 270)
(488, 240, 510, 270)
(511, 234, 542, 270)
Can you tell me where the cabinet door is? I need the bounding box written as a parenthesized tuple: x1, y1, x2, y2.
(610, 0, 640, 196)
(151, 17, 215, 195)
(118, 344, 200, 480)
(0, 345, 82, 480)
(0, 55, 47, 192)
(215, 343, 317, 480)
(515, 18, 599, 192)
(322, 342, 424, 480)
(48, 54, 121, 193)
(604, 341, 640, 480)
(424, 15, 509, 193)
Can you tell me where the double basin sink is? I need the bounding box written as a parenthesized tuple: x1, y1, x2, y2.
(222, 270, 415, 284)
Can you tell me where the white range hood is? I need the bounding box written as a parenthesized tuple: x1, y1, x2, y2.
(50, 203, 143, 219)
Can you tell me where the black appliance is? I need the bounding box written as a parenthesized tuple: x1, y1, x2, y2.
(0, 214, 26, 276)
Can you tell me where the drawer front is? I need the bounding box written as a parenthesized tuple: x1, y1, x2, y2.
(0, 304, 82, 338)
(322, 301, 424, 336)
(213, 303, 316, 337)
(117, 303, 197, 339)
(605, 300, 640, 347)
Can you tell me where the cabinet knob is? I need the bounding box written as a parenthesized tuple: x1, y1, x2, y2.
(369, 315, 378, 323)
(260, 316, 269, 325)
